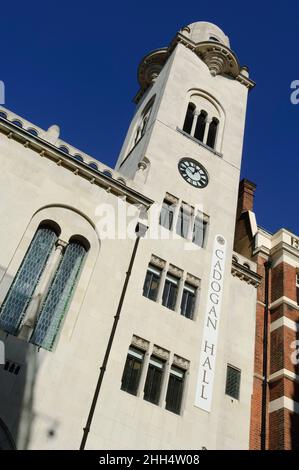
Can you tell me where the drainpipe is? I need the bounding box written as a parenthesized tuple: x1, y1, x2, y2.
(261, 259, 271, 450)
(79, 222, 148, 450)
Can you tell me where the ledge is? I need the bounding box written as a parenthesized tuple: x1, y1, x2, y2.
(231, 260, 261, 287)
(0, 117, 154, 209)
(176, 127, 223, 157)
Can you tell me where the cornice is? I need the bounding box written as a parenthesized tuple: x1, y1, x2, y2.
(135, 33, 255, 101)
(0, 118, 153, 209)
(231, 260, 261, 287)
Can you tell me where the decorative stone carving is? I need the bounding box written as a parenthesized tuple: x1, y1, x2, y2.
(186, 273, 200, 287)
(131, 335, 149, 352)
(194, 42, 239, 77)
(138, 49, 168, 90)
(153, 345, 169, 361)
(168, 264, 183, 278)
(150, 254, 166, 269)
(165, 192, 178, 205)
(231, 260, 261, 288)
(173, 354, 189, 370)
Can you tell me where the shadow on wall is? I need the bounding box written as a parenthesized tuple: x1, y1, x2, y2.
(0, 331, 37, 450)
(0, 266, 38, 450)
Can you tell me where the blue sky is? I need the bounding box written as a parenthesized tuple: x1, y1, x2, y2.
(1, 1, 299, 234)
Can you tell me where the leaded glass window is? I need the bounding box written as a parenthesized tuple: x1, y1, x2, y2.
(180, 283, 196, 319)
(192, 213, 208, 247)
(143, 356, 164, 405)
(0, 226, 57, 335)
(159, 200, 175, 230)
(225, 365, 241, 400)
(143, 264, 161, 302)
(162, 274, 179, 311)
(165, 366, 185, 415)
(121, 347, 144, 396)
(176, 205, 192, 239)
(31, 240, 86, 351)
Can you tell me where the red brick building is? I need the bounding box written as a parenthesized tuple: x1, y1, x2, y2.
(234, 179, 299, 449)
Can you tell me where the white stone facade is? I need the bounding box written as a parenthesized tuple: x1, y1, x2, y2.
(0, 21, 258, 450)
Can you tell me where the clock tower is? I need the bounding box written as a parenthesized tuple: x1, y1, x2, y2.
(113, 21, 257, 449)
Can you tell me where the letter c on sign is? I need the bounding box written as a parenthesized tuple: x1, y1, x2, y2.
(215, 249, 224, 260)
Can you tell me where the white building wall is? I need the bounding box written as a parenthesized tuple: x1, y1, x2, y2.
(0, 21, 258, 450)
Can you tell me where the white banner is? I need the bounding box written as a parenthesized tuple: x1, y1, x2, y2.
(195, 234, 227, 412)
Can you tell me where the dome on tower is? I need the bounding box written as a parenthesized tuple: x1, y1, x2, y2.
(180, 21, 230, 47)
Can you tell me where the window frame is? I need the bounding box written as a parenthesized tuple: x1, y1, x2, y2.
(143, 264, 162, 302)
(121, 346, 144, 396)
(165, 365, 185, 415)
(225, 364, 241, 400)
(143, 356, 165, 405)
(162, 274, 179, 311)
(180, 282, 197, 320)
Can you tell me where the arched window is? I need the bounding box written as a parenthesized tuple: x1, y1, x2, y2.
(12, 120, 23, 128)
(0, 222, 89, 351)
(59, 146, 70, 154)
(31, 238, 87, 351)
(194, 111, 207, 142)
(180, 92, 224, 152)
(183, 103, 195, 135)
(73, 154, 84, 162)
(103, 170, 112, 178)
(206, 118, 219, 149)
(27, 128, 39, 136)
(209, 36, 220, 42)
(88, 162, 98, 170)
(132, 96, 155, 147)
(0, 225, 58, 335)
(0, 111, 7, 119)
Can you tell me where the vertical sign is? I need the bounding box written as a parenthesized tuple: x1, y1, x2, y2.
(195, 234, 227, 412)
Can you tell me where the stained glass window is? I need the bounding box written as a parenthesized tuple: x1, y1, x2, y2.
(0, 226, 57, 335)
(31, 240, 86, 351)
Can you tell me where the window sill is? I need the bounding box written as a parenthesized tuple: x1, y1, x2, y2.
(176, 127, 223, 158)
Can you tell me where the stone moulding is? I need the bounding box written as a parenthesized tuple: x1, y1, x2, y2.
(150, 255, 166, 270)
(135, 33, 255, 103)
(173, 354, 189, 370)
(153, 345, 169, 361)
(131, 335, 149, 352)
(0, 118, 153, 209)
(231, 260, 262, 287)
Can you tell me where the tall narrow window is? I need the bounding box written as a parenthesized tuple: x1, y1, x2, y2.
(165, 366, 185, 414)
(206, 118, 219, 149)
(194, 110, 207, 142)
(143, 264, 161, 301)
(30, 239, 87, 351)
(176, 205, 192, 239)
(180, 283, 196, 319)
(192, 213, 208, 247)
(296, 273, 299, 305)
(160, 200, 175, 230)
(162, 274, 179, 310)
(0, 226, 58, 335)
(183, 103, 195, 135)
(133, 98, 154, 146)
(143, 356, 165, 405)
(225, 365, 241, 399)
(121, 346, 144, 396)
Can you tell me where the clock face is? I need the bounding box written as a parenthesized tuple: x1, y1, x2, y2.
(178, 158, 209, 188)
